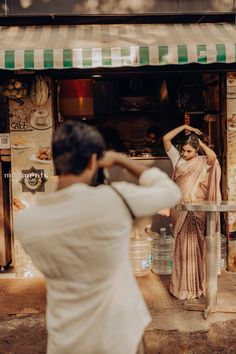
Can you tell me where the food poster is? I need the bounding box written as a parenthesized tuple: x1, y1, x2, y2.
(226, 73, 236, 271)
(7, 76, 57, 277)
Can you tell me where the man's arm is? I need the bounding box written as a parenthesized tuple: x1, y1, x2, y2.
(98, 151, 147, 178)
(99, 151, 182, 217)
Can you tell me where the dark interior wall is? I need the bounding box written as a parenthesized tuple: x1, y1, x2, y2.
(97, 114, 164, 150)
(92, 72, 220, 152)
(59, 72, 221, 154)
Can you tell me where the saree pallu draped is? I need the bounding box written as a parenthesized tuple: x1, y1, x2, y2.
(170, 156, 221, 300)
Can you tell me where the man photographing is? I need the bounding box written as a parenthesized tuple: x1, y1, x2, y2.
(15, 120, 181, 354)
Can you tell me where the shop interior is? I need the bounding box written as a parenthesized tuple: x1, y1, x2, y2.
(58, 71, 223, 159)
(56, 70, 225, 238)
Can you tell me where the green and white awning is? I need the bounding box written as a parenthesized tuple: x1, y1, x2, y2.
(1, 23, 236, 69)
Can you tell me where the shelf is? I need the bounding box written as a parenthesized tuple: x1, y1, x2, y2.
(181, 110, 220, 115)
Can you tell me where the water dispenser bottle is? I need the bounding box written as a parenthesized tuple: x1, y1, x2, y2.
(129, 229, 151, 277)
(151, 227, 174, 275)
(144, 225, 160, 265)
(145, 224, 160, 246)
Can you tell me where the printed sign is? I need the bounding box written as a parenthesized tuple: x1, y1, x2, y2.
(19, 167, 48, 194)
(10, 107, 33, 131)
(0, 133, 10, 148)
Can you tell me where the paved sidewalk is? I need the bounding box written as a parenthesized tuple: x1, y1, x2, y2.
(0, 270, 236, 353)
(137, 270, 236, 332)
(0, 277, 46, 315)
(0, 269, 235, 328)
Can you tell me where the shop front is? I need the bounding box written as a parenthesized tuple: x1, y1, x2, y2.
(0, 22, 236, 275)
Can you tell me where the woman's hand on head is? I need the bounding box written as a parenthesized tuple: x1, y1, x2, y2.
(185, 125, 203, 136)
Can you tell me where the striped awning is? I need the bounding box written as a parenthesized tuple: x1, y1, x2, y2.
(1, 23, 236, 70)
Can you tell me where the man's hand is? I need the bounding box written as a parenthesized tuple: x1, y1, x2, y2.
(98, 151, 119, 168)
(98, 151, 147, 178)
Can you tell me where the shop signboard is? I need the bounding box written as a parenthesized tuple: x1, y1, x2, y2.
(2, 0, 234, 15)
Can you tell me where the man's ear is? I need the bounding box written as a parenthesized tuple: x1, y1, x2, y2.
(87, 153, 97, 171)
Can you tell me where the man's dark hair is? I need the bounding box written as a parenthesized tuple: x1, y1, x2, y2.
(52, 120, 106, 175)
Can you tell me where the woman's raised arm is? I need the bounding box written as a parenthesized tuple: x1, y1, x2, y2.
(198, 139, 216, 165)
(163, 125, 203, 152)
(163, 125, 187, 152)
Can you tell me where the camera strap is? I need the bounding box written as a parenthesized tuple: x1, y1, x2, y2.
(109, 184, 135, 220)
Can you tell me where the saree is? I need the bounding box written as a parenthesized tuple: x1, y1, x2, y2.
(169, 155, 221, 300)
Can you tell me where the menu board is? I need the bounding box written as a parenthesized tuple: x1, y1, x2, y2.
(10, 76, 56, 277)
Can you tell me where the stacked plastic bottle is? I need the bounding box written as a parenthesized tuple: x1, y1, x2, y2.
(144, 224, 159, 253)
(129, 229, 151, 277)
(151, 225, 174, 275)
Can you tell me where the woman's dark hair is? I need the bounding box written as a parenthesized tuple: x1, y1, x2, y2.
(52, 120, 106, 175)
(180, 133, 200, 151)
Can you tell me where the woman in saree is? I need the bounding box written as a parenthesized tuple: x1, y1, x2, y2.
(163, 124, 221, 300)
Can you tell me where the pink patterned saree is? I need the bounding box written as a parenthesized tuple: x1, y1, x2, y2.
(170, 155, 221, 300)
